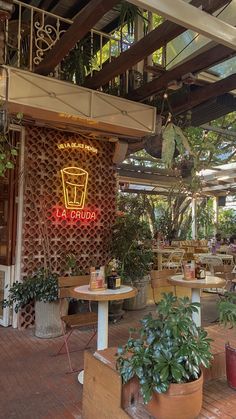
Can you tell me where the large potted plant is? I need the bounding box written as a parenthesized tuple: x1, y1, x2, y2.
(3, 268, 64, 338)
(218, 291, 236, 389)
(117, 293, 213, 419)
(111, 213, 153, 310)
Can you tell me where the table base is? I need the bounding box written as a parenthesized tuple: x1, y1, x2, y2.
(78, 370, 84, 384)
(97, 300, 109, 350)
(192, 288, 201, 327)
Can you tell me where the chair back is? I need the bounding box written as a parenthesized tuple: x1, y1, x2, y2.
(167, 250, 185, 264)
(212, 264, 234, 279)
(58, 275, 90, 298)
(183, 252, 194, 263)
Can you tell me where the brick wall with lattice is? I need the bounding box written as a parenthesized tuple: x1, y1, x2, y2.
(22, 125, 117, 277)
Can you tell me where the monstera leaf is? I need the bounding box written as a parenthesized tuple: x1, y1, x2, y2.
(161, 123, 176, 167)
(161, 122, 194, 168)
(174, 125, 194, 156)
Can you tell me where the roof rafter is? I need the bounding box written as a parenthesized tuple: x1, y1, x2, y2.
(201, 124, 236, 138)
(172, 73, 236, 116)
(35, 0, 119, 76)
(84, 0, 229, 90)
(129, 0, 236, 49)
(128, 44, 235, 101)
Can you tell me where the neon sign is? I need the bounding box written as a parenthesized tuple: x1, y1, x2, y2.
(55, 207, 97, 221)
(57, 142, 98, 154)
(48, 167, 99, 225)
(61, 166, 88, 210)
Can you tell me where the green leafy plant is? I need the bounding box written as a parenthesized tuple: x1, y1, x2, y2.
(2, 269, 58, 313)
(64, 253, 83, 276)
(0, 109, 22, 177)
(116, 1, 146, 37)
(111, 213, 153, 283)
(218, 292, 236, 328)
(61, 36, 92, 85)
(117, 293, 213, 403)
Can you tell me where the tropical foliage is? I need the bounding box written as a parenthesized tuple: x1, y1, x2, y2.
(117, 293, 212, 403)
(110, 212, 153, 283)
(218, 292, 236, 328)
(2, 269, 58, 312)
(0, 108, 21, 177)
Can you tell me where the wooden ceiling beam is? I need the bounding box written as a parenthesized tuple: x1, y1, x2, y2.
(34, 0, 119, 76)
(129, 0, 236, 49)
(84, 0, 229, 90)
(121, 188, 182, 196)
(201, 124, 236, 137)
(118, 163, 179, 177)
(172, 73, 236, 115)
(128, 44, 235, 101)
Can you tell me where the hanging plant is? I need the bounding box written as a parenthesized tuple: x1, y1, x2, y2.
(161, 123, 176, 168)
(116, 1, 145, 36)
(61, 36, 92, 85)
(0, 107, 21, 177)
(161, 122, 194, 168)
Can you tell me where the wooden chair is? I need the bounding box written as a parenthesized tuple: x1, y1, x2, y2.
(211, 265, 236, 295)
(183, 252, 195, 263)
(199, 256, 222, 274)
(162, 250, 184, 273)
(150, 269, 177, 304)
(56, 275, 97, 373)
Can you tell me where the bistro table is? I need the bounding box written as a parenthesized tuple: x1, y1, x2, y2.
(73, 284, 137, 384)
(168, 274, 226, 327)
(73, 285, 137, 350)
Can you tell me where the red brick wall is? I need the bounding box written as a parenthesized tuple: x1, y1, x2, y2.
(22, 126, 116, 276)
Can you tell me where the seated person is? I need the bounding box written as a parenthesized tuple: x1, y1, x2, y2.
(208, 233, 222, 253)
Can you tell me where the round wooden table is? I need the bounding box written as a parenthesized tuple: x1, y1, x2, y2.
(168, 275, 226, 327)
(73, 284, 137, 351)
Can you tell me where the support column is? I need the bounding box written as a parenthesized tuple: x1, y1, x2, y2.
(0, 1, 14, 65)
(191, 198, 197, 240)
(146, 11, 153, 82)
(134, 13, 144, 85)
(213, 196, 219, 235)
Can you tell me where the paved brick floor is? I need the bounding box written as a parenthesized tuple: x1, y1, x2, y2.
(0, 294, 236, 419)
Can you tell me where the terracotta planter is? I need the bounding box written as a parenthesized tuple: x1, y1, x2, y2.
(146, 373, 203, 419)
(226, 343, 236, 389)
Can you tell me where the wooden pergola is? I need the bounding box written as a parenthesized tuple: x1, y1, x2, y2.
(4, 0, 235, 151)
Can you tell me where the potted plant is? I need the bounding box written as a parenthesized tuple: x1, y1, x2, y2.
(116, 293, 213, 419)
(111, 213, 153, 310)
(218, 291, 236, 389)
(2, 268, 65, 338)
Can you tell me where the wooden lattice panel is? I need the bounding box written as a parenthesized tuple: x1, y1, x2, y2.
(18, 302, 35, 329)
(22, 126, 116, 277)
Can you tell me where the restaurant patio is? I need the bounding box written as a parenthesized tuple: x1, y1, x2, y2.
(1, 294, 236, 419)
(0, 0, 236, 418)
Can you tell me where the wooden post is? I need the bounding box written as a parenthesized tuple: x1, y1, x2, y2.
(213, 196, 219, 235)
(192, 197, 197, 240)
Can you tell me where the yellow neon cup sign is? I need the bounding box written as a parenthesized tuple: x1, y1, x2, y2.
(61, 166, 88, 210)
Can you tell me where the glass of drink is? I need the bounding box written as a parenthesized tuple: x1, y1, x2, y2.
(61, 167, 88, 209)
